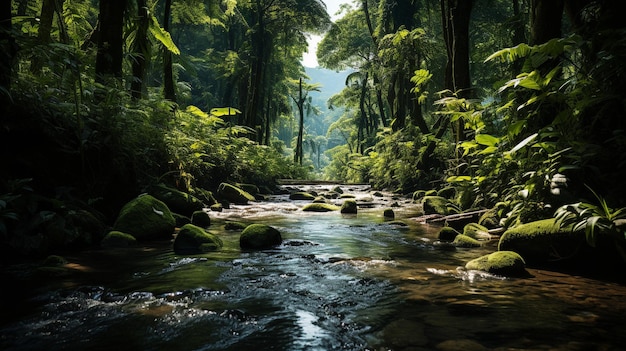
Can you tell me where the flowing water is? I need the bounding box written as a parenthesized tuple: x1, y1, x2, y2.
(2, 184, 626, 351)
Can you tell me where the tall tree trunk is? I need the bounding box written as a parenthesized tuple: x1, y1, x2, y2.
(30, 0, 56, 74)
(530, 0, 564, 45)
(131, 0, 150, 100)
(163, 0, 176, 102)
(0, 0, 14, 95)
(294, 78, 305, 165)
(95, 0, 126, 81)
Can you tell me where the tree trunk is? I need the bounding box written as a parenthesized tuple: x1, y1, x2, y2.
(95, 0, 126, 81)
(295, 78, 305, 165)
(530, 0, 564, 45)
(0, 0, 14, 93)
(163, 0, 176, 102)
(30, 0, 56, 74)
(131, 0, 150, 100)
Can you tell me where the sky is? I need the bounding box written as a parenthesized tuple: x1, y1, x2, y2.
(301, 0, 351, 68)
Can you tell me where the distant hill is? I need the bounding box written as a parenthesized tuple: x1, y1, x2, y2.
(304, 67, 352, 102)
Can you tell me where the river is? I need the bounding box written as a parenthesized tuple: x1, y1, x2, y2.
(1, 184, 626, 350)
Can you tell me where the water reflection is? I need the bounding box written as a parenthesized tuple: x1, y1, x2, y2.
(1, 184, 626, 350)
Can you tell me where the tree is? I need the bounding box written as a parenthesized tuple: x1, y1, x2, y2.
(95, 0, 127, 81)
(131, 0, 151, 100)
(163, 0, 176, 102)
(0, 0, 14, 93)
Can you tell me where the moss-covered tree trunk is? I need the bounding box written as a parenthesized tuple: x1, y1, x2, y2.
(131, 0, 150, 100)
(163, 0, 176, 103)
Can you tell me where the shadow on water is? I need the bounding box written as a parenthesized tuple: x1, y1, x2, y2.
(2, 184, 626, 350)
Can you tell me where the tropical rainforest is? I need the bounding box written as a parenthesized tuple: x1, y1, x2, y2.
(1, 0, 626, 261)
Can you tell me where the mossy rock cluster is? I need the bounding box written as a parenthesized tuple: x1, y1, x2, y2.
(465, 251, 528, 277)
(240, 224, 282, 249)
(113, 195, 176, 240)
(173, 224, 223, 254)
(498, 218, 585, 263)
(463, 223, 492, 240)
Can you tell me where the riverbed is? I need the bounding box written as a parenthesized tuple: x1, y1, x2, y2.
(1, 184, 625, 350)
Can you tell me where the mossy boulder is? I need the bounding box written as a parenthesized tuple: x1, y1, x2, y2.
(236, 183, 260, 196)
(289, 192, 316, 201)
(101, 231, 137, 248)
(453, 234, 482, 248)
(173, 224, 223, 254)
(191, 210, 211, 227)
(339, 193, 356, 199)
(465, 251, 528, 277)
(312, 196, 328, 203)
(240, 224, 282, 249)
(463, 223, 492, 240)
(340, 199, 358, 214)
(148, 184, 205, 216)
(438, 226, 461, 241)
(217, 183, 255, 205)
(421, 196, 452, 215)
(498, 218, 585, 263)
(209, 203, 223, 212)
(302, 203, 340, 212)
(113, 195, 176, 240)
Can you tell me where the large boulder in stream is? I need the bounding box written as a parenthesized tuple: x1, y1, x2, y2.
(340, 199, 358, 214)
(465, 251, 528, 277)
(113, 195, 176, 240)
(147, 184, 205, 217)
(173, 224, 223, 254)
(302, 203, 340, 212)
(217, 183, 256, 205)
(289, 192, 316, 201)
(240, 224, 282, 249)
(498, 218, 585, 263)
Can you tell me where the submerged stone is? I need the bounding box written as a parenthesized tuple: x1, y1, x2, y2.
(465, 251, 527, 277)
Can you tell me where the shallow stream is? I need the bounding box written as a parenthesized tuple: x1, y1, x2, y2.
(2, 184, 626, 350)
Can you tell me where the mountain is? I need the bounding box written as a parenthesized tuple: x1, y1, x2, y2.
(304, 67, 352, 102)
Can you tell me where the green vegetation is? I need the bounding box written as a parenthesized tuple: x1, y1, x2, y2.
(1, 1, 625, 263)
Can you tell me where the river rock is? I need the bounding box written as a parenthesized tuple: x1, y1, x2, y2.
(240, 224, 282, 249)
(101, 231, 137, 248)
(174, 224, 223, 254)
(302, 203, 340, 212)
(191, 210, 211, 227)
(498, 218, 585, 263)
(453, 234, 482, 247)
(224, 221, 249, 230)
(148, 184, 205, 216)
(465, 251, 528, 277)
(289, 192, 316, 200)
(383, 208, 395, 219)
(463, 223, 491, 240)
(340, 199, 358, 214)
(421, 196, 452, 215)
(113, 195, 176, 240)
(217, 183, 255, 205)
(438, 226, 460, 241)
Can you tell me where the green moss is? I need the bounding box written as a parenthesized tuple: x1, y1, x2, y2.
(191, 210, 211, 227)
(438, 226, 460, 241)
(101, 231, 137, 248)
(421, 196, 452, 215)
(465, 251, 527, 277)
(302, 203, 340, 212)
(463, 223, 491, 240)
(113, 195, 176, 240)
(437, 186, 456, 199)
(289, 192, 316, 200)
(498, 218, 585, 262)
(173, 224, 223, 254)
(340, 199, 358, 214)
(148, 184, 205, 216)
(240, 224, 282, 249)
(453, 234, 482, 247)
(339, 193, 356, 199)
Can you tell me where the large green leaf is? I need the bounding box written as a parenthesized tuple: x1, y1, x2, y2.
(149, 15, 180, 55)
(475, 134, 500, 147)
(210, 107, 242, 116)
